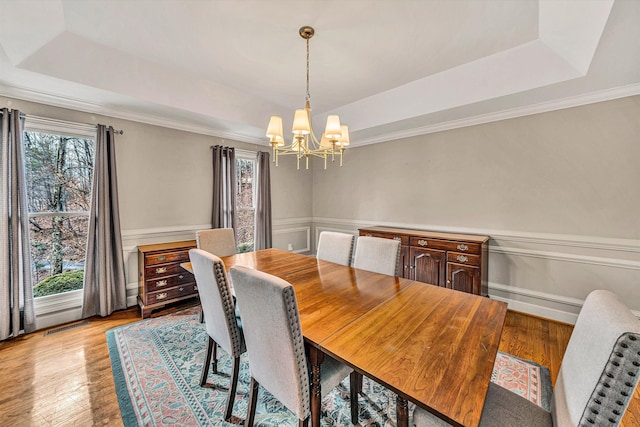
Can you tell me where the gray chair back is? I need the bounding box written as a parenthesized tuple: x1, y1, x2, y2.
(552, 289, 640, 426)
(196, 228, 236, 256)
(189, 249, 243, 357)
(230, 265, 310, 420)
(353, 235, 401, 276)
(316, 231, 355, 266)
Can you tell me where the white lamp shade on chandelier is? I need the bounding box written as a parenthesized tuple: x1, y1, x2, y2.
(265, 26, 350, 170)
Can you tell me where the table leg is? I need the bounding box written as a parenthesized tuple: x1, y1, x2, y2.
(308, 346, 324, 427)
(396, 395, 409, 427)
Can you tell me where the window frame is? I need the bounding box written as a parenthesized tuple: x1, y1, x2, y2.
(23, 117, 97, 322)
(235, 149, 258, 252)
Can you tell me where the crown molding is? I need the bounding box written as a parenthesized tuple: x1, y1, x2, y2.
(353, 83, 640, 146)
(3, 81, 640, 148)
(0, 83, 264, 145)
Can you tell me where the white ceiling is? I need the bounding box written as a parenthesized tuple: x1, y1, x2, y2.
(1, 0, 639, 147)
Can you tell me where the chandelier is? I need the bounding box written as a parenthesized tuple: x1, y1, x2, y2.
(266, 26, 349, 170)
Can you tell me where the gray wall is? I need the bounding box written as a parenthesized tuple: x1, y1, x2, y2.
(4, 94, 638, 325)
(1, 96, 313, 327)
(312, 95, 640, 322)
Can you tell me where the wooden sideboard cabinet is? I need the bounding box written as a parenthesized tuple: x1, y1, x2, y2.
(138, 240, 198, 318)
(359, 227, 489, 296)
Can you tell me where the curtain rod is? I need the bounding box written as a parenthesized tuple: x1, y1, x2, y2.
(26, 115, 124, 135)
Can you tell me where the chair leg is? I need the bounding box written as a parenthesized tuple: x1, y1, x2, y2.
(353, 371, 363, 394)
(200, 336, 215, 386)
(244, 377, 259, 427)
(199, 306, 204, 323)
(349, 371, 359, 424)
(211, 337, 219, 374)
(299, 418, 309, 427)
(224, 356, 241, 421)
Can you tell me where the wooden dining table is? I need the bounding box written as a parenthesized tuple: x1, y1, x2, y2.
(183, 248, 507, 427)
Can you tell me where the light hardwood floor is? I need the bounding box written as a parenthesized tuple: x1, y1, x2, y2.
(0, 302, 638, 426)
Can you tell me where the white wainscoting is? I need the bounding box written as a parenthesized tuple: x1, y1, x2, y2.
(273, 218, 312, 255)
(312, 217, 640, 324)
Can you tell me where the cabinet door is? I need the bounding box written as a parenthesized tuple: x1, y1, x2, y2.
(409, 247, 446, 286)
(447, 262, 481, 295)
(398, 245, 409, 278)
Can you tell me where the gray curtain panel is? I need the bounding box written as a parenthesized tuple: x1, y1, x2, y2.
(0, 109, 36, 340)
(211, 145, 237, 232)
(82, 125, 126, 318)
(255, 151, 272, 250)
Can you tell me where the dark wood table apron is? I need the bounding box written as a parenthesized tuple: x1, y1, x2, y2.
(218, 249, 507, 427)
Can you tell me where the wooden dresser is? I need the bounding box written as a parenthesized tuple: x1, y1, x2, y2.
(138, 240, 198, 318)
(359, 226, 489, 296)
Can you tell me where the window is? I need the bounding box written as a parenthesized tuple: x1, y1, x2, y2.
(235, 153, 256, 253)
(23, 124, 95, 298)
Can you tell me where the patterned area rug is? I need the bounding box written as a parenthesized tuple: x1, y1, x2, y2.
(107, 308, 551, 426)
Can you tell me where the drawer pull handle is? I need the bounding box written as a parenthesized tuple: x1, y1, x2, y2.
(194, 286, 198, 291)
(157, 255, 166, 261)
(178, 274, 184, 279)
(156, 280, 168, 287)
(155, 267, 167, 274)
(417, 239, 428, 247)
(456, 255, 469, 263)
(457, 244, 469, 252)
(156, 292, 168, 300)
(178, 287, 184, 292)
(393, 236, 401, 241)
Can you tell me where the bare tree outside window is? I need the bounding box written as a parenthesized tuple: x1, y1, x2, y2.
(236, 157, 255, 253)
(23, 131, 95, 297)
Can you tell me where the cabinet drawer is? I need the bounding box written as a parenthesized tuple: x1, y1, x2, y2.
(145, 263, 192, 279)
(360, 232, 409, 245)
(148, 283, 198, 304)
(145, 273, 194, 293)
(145, 250, 191, 266)
(410, 237, 481, 254)
(447, 252, 481, 266)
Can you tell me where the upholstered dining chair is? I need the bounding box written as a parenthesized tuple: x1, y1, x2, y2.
(413, 289, 640, 427)
(353, 235, 401, 276)
(316, 231, 355, 266)
(188, 249, 246, 422)
(230, 265, 359, 426)
(196, 228, 237, 256)
(195, 228, 237, 322)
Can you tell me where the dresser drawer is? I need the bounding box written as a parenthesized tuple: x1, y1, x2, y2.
(144, 263, 192, 279)
(145, 249, 191, 266)
(147, 283, 198, 304)
(410, 237, 481, 254)
(145, 273, 194, 293)
(447, 252, 481, 266)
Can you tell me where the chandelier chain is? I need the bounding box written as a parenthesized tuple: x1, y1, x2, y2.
(306, 37, 311, 102)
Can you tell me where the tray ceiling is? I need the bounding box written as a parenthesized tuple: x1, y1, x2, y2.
(1, 0, 639, 146)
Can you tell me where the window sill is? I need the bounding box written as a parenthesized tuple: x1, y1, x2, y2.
(34, 289, 83, 330)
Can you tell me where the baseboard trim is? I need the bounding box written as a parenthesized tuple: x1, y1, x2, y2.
(489, 282, 640, 324)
